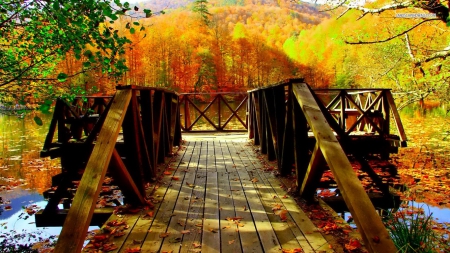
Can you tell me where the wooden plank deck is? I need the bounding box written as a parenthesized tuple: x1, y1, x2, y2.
(84, 133, 334, 253)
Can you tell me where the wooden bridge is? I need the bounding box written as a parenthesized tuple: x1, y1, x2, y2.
(39, 79, 407, 253)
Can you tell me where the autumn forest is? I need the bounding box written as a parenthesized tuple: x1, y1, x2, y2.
(1, 0, 449, 108)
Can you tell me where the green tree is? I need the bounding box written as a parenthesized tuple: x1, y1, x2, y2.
(0, 0, 151, 105)
(193, 0, 211, 25)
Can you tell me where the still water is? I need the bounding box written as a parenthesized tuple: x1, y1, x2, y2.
(1, 103, 450, 243)
(0, 112, 62, 243)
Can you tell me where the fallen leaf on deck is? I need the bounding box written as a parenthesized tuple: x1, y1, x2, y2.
(186, 182, 195, 187)
(226, 217, 243, 221)
(93, 235, 108, 242)
(163, 171, 172, 175)
(209, 228, 219, 233)
(160, 232, 170, 238)
(228, 240, 235, 244)
(132, 240, 142, 244)
(114, 231, 126, 237)
(181, 230, 191, 234)
(125, 247, 141, 253)
(272, 204, 282, 211)
(278, 210, 288, 221)
(345, 238, 362, 251)
(222, 226, 231, 229)
(193, 242, 201, 248)
(172, 176, 179, 181)
(195, 223, 203, 227)
(282, 249, 303, 253)
(251, 178, 258, 183)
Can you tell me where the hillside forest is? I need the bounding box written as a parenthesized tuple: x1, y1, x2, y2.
(0, 0, 449, 109)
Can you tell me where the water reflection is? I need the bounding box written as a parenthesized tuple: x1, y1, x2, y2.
(0, 112, 62, 242)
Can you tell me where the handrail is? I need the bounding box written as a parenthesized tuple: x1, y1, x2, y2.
(179, 92, 248, 132)
(292, 82, 397, 253)
(247, 79, 406, 253)
(49, 86, 181, 253)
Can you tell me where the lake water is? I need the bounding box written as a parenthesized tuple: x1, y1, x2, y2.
(1, 103, 450, 245)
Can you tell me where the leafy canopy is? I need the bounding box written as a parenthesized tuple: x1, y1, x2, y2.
(0, 0, 151, 104)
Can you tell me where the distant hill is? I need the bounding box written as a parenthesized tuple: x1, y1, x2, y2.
(126, 0, 326, 22)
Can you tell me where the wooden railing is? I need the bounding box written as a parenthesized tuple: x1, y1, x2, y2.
(44, 86, 181, 253)
(247, 79, 405, 253)
(179, 92, 248, 132)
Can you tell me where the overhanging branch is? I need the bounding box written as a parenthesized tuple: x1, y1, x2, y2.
(345, 18, 440, 44)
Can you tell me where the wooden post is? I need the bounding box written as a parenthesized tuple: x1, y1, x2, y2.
(292, 95, 309, 190)
(218, 94, 222, 130)
(122, 90, 153, 186)
(173, 96, 182, 147)
(53, 89, 132, 253)
(153, 91, 165, 163)
(140, 90, 156, 176)
(280, 84, 294, 176)
(248, 92, 254, 139)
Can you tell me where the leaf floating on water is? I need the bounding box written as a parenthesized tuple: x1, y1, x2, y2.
(33, 116, 43, 126)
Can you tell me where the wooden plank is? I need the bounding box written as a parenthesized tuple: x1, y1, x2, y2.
(234, 141, 315, 253)
(201, 171, 221, 253)
(104, 143, 189, 253)
(154, 143, 196, 253)
(54, 89, 132, 253)
(292, 82, 397, 253)
(217, 140, 243, 252)
(140, 141, 196, 252)
(35, 208, 113, 227)
(265, 175, 331, 252)
(231, 144, 281, 253)
(179, 171, 206, 253)
(226, 141, 264, 253)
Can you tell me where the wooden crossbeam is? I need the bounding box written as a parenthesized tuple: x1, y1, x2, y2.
(386, 91, 407, 146)
(53, 89, 132, 253)
(292, 82, 397, 253)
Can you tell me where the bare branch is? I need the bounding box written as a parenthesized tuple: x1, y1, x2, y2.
(351, 1, 412, 20)
(345, 18, 439, 44)
(415, 44, 450, 66)
(337, 8, 350, 19)
(320, 0, 347, 12)
(404, 33, 415, 60)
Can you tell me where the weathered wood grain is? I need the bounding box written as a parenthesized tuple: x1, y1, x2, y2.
(54, 89, 132, 253)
